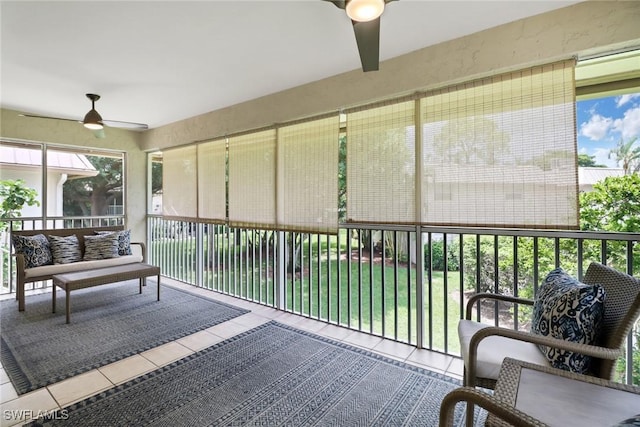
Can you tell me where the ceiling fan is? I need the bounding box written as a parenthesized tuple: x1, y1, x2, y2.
(19, 93, 149, 139)
(326, 0, 398, 72)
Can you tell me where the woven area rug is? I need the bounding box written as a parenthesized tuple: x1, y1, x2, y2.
(1, 282, 249, 394)
(31, 321, 482, 426)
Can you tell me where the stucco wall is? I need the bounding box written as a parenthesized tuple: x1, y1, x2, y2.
(140, 1, 640, 151)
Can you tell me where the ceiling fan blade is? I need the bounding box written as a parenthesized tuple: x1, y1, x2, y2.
(352, 18, 380, 72)
(102, 119, 149, 130)
(20, 113, 147, 130)
(18, 113, 80, 124)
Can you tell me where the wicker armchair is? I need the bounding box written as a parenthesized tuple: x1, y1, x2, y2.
(438, 386, 546, 427)
(458, 262, 640, 390)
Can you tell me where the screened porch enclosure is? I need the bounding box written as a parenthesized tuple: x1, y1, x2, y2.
(149, 58, 639, 385)
(148, 217, 640, 385)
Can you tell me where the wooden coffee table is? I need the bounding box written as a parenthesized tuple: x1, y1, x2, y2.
(52, 263, 161, 324)
(488, 358, 640, 427)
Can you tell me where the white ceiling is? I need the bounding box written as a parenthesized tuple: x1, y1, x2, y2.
(1, 0, 582, 130)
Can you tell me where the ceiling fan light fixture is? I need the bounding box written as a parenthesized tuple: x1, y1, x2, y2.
(346, 0, 385, 22)
(83, 109, 103, 130)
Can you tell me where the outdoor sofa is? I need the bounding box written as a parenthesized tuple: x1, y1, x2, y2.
(11, 225, 145, 311)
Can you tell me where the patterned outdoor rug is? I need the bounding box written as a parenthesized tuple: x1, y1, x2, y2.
(1, 282, 249, 394)
(30, 321, 482, 426)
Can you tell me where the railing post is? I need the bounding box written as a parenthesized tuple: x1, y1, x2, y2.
(415, 226, 424, 349)
(276, 231, 286, 310)
(627, 246, 634, 385)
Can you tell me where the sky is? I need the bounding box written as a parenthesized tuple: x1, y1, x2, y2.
(576, 92, 640, 168)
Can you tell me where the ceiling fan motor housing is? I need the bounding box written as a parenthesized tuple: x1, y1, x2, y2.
(83, 93, 104, 129)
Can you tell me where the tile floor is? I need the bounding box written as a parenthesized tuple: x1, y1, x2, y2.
(0, 278, 463, 426)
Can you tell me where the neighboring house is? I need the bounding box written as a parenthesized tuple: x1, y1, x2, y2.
(0, 145, 98, 218)
(578, 167, 625, 193)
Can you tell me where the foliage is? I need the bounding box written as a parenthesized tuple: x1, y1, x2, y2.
(63, 156, 123, 216)
(580, 174, 640, 233)
(577, 153, 605, 168)
(338, 135, 346, 223)
(151, 160, 163, 195)
(0, 179, 40, 230)
(608, 137, 640, 174)
(432, 116, 509, 165)
(528, 149, 574, 170)
(426, 238, 460, 271)
(615, 326, 640, 385)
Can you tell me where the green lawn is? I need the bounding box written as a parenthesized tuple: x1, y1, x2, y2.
(284, 261, 462, 354)
(151, 233, 464, 354)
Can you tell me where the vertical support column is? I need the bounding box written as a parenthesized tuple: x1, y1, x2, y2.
(274, 126, 286, 311)
(196, 222, 204, 287)
(626, 244, 634, 385)
(42, 144, 49, 227)
(414, 98, 425, 349)
(276, 231, 286, 310)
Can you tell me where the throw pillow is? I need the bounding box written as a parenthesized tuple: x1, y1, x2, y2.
(48, 234, 82, 264)
(96, 229, 132, 256)
(84, 233, 120, 261)
(530, 267, 606, 374)
(11, 234, 53, 268)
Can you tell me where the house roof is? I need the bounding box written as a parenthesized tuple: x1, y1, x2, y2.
(578, 167, 625, 185)
(0, 146, 98, 177)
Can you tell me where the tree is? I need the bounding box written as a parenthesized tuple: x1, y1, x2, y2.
(63, 156, 123, 216)
(580, 174, 640, 233)
(337, 135, 346, 223)
(608, 137, 640, 174)
(583, 173, 640, 384)
(432, 116, 510, 165)
(577, 153, 605, 168)
(0, 179, 40, 231)
(151, 159, 163, 195)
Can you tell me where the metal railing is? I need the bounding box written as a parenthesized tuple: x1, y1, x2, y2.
(148, 215, 640, 385)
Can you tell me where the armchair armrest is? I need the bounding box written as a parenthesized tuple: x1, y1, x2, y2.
(439, 386, 546, 427)
(467, 327, 623, 387)
(130, 241, 146, 263)
(465, 292, 534, 320)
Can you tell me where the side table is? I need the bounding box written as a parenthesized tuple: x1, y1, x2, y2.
(488, 358, 640, 427)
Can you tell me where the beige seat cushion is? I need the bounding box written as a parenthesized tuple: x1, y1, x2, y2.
(25, 254, 143, 279)
(458, 319, 550, 380)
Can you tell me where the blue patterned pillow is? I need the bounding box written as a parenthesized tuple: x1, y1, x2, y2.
(48, 235, 82, 264)
(11, 234, 53, 268)
(96, 229, 132, 256)
(84, 233, 120, 261)
(531, 268, 606, 374)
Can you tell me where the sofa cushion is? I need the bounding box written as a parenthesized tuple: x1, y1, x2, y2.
(96, 229, 132, 256)
(83, 233, 120, 261)
(11, 234, 53, 268)
(24, 254, 144, 279)
(530, 267, 606, 374)
(458, 319, 550, 380)
(48, 234, 82, 264)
